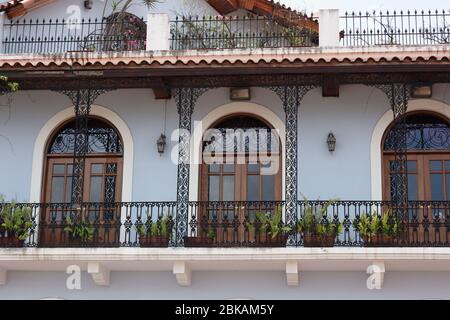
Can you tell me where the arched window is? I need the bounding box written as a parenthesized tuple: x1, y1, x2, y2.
(198, 114, 282, 245)
(382, 113, 450, 201)
(40, 117, 123, 247)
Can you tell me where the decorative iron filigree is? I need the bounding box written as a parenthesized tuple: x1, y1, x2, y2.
(374, 83, 410, 206)
(49, 120, 123, 154)
(203, 128, 279, 154)
(174, 87, 209, 246)
(55, 87, 111, 205)
(385, 123, 450, 151)
(269, 85, 317, 246)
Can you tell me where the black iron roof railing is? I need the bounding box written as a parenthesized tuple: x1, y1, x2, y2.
(340, 9, 450, 46)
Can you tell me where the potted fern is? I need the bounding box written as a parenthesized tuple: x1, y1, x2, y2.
(0, 196, 33, 247)
(136, 216, 173, 247)
(250, 208, 291, 247)
(354, 209, 400, 246)
(63, 216, 95, 247)
(297, 199, 342, 247)
(184, 228, 216, 247)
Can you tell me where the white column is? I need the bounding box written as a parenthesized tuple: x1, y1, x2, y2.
(146, 13, 170, 51)
(0, 12, 6, 54)
(318, 9, 340, 47)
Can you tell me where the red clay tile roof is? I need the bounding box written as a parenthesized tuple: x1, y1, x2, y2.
(0, 0, 22, 12)
(0, 46, 448, 69)
(207, 0, 318, 31)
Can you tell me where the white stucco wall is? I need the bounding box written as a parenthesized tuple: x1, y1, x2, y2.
(1, 270, 450, 300)
(6, 0, 217, 22)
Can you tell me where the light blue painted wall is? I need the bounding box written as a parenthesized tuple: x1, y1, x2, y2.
(1, 270, 450, 299)
(0, 89, 180, 201)
(298, 85, 390, 200)
(2, 85, 450, 202)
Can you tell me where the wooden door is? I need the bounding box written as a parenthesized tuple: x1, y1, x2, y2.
(383, 153, 450, 244)
(199, 155, 282, 245)
(40, 156, 123, 247)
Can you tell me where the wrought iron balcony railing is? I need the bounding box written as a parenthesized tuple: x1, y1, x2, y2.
(1, 201, 450, 248)
(1, 16, 146, 54)
(340, 10, 450, 46)
(169, 15, 319, 50)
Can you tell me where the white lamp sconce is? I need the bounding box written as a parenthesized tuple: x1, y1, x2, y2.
(411, 84, 432, 99)
(157, 134, 166, 155)
(327, 132, 336, 152)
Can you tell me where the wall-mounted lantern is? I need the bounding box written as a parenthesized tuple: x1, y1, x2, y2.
(327, 132, 336, 152)
(157, 134, 166, 155)
(84, 0, 93, 9)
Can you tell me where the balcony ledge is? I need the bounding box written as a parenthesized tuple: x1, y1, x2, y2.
(1, 247, 450, 272)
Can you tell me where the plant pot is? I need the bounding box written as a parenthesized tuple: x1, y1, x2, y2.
(302, 233, 336, 247)
(255, 234, 287, 247)
(184, 236, 215, 247)
(0, 236, 25, 247)
(139, 235, 170, 248)
(65, 236, 95, 247)
(361, 234, 396, 247)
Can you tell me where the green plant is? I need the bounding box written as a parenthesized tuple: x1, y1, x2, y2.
(297, 198, 343, 237)
(64, 216, 95, 243)
(136, 216, 173, 238)
(0, 195, 32, 241)
(205, 228, 216, 239)
(249, 207, 291, 239)
(354, 209, 400, 241)
(0, 75, 19, 94)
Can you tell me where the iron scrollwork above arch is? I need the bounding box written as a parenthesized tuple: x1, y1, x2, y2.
(48, 118, 123, 155)
(384, 114, 450, 151)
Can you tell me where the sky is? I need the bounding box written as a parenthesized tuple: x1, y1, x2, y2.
(281, 0, 450, 14)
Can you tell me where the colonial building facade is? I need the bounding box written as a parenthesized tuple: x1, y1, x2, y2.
(1, 0, 450, 299)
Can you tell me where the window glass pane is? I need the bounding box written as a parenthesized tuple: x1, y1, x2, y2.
(430, 161, 443, 172)
(223, 176, 234, 201)
(51, 177, 64, 203)
(52, 164, 65, 175)
(446, 161, 450, 171)
(65, 177, 72, 203)
(447, 174, 450, 201)
(407, 174, 418, 201)
(89, 176, 103, 202)
(91, 164, 103, 174)
(208, 164, 220, 173)
(67, 165, 73, 175)
(208, 176, 220, 201)
(247, 163, 259, 173)
(262, 175, 274, 201)
(247, 175, 259, 201)
(407, 161, 417, 172)
(430, 174, 444, 201)
(223, 164, 234, 173)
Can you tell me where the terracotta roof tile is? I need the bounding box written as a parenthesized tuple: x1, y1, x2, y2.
(0, 0, 22, 12)
(0, 46, 449, 69)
